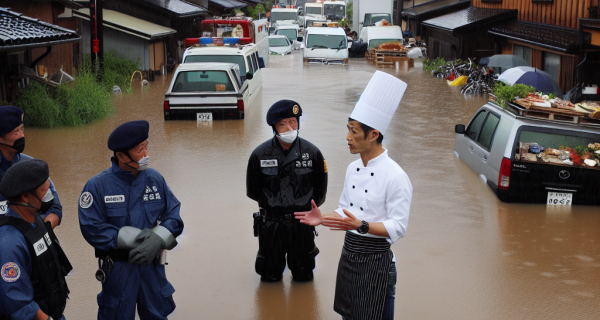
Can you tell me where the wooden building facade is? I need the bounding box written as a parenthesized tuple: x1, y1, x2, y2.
(473, 0, 600, 94)
(472, 0, 596, 29)
(421, 7, 518, 62)
(102, 0, 209, 63)
(0, 0, 81, 76)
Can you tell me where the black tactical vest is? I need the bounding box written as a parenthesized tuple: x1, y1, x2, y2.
(0, 214, 72, 320)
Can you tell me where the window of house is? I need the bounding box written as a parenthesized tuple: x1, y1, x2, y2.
(513, 45, 531, 66)
(543, 52, 560, 84)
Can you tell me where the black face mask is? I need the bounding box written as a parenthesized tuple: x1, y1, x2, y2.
(0, 137, 25, 153)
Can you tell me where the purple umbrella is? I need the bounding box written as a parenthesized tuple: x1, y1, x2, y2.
(498, 67, 563, 97)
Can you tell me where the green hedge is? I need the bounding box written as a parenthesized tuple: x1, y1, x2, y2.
(15, 51, 139, 128)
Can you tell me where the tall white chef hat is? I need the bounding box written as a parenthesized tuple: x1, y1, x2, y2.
(350, 71, 407, 135)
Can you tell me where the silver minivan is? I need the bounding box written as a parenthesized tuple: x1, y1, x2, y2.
(453, 100, 600, 205)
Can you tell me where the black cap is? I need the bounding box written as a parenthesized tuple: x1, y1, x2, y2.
(107, 120, 149, 152)
(0, 106, 24, 136)
(266, 100, 302, 126)
(0, 159, 49, 198)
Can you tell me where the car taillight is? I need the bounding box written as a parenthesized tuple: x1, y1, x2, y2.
(164, 100, 170, 112)
(498, 157, 511, 189)
(237, 97, 244, 112)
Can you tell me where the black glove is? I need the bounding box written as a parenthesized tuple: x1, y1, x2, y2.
(128, 231, 166, 266)
(135, 228, 154, 243)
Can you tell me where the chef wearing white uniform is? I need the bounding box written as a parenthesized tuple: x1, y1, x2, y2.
(295, 71, 412, 320)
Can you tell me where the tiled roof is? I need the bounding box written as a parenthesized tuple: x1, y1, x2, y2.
(210, 0, 248, 9)
(0, 7, 80, 51)
(490, 20, 581, 53)
(131, 0, 208, 16)
(402, 0, 470, 17)
(422, 7, 518, 33)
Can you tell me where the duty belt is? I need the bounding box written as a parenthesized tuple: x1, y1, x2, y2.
(95, 248, 130, 262)
(266, 213, 295, 222)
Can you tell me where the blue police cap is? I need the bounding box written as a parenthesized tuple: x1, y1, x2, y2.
(266, 100, 302, 126)
(107, 120, 149, 152)
(0, 106, 24, 136)
(0, 159, 49, 198)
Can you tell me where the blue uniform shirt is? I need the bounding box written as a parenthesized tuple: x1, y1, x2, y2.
(0, 153, 62, 223)
(78, 160, 183, 251)
(0, 210, 40, 319)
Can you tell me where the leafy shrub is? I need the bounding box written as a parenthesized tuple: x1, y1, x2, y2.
(423, 57, 445, 72)
(16, 67, 113, 128)
(492, 82, 536, 108)
(13, 53, 141, 127)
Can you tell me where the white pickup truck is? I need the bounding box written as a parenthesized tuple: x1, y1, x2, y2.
(163, 63, 249, 120)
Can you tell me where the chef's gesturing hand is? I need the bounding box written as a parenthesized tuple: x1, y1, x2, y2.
(322, 209, 361, 231)
(294, 199, 322, 226)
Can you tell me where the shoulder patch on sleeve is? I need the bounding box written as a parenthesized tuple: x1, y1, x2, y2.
(1, 262, 21, 282)
(79, 191, 94, 209)
(324, 160, 328, 173)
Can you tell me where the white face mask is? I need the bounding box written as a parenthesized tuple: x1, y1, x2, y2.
(42, 188, 54, 202)
(278, 130, 298, 144)
(136, 156, 149, 171)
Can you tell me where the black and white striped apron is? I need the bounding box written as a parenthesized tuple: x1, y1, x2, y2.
(334, 231, 393, 320)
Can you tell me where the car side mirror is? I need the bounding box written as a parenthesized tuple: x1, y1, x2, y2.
(297, 36, 303, 42)
(455, 124, 466, 134)
(246, 73, 254, 80)
(258, 57, 265, 69)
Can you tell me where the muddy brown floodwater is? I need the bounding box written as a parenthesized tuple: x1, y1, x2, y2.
(22, 51, 600, 319)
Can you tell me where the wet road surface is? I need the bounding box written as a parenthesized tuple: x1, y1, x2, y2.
(22, 51, 600, 319)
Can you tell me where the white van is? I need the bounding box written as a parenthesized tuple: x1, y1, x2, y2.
(359, 25, 403, 50)
(271, 7, 300, 26)
(183, 43, 263, 100)
(273, 25, 303, 50)
(303, 27, 348, 65)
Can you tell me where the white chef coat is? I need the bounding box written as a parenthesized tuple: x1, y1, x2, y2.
(335, 149, 412, 246)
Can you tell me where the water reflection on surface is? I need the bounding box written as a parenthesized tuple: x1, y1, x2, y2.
(21, 50, 599, 319)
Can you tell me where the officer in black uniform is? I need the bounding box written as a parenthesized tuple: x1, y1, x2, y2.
(0, 159, 72, 320)
(246, 100, 328, 282)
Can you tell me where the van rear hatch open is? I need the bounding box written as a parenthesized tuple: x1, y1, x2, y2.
(502, 126, 600, 205)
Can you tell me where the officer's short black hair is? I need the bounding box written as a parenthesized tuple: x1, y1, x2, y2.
(348, 117, 383, 144)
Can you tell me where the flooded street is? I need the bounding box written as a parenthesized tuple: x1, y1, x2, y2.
(22, 51, 600, 319)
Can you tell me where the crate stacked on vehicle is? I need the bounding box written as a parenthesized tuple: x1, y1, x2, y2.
(489, 93, 600, 127)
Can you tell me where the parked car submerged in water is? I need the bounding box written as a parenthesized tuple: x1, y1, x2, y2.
(453, 100, 600, 205)
(269, 35, 292, 55)
(163, 63, 249, 120)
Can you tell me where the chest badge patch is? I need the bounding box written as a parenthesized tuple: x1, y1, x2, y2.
(261, 159, 278, 167)
(0, 200, 7, 215)
(105, 195, 125, 203)
(79, 191, 93, 209)
(302, 153, 309, 160)
(33, 238, 48, 256)
(1, 262, 20, 282)
(143, 185, 161, 202)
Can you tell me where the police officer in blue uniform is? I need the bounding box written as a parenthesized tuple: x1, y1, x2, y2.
(247, 100, 328, 282)
(78, 120, 184, 320)
(0, 159, 72, 320)
(0, 106, 62, 228)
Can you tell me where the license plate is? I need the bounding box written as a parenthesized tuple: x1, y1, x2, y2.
(547, 192, 572, 206)
(197, 112, 212, 121)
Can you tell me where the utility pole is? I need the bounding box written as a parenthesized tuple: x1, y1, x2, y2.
(396, 0, 404, 31)
(90, 0, 104, 82)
